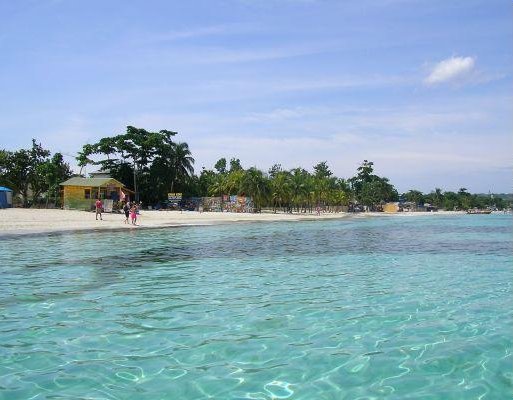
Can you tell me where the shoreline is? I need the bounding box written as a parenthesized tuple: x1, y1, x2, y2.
(0, 208, 465, 238)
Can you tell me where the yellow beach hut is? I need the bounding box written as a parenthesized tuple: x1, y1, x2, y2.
(60, 177, 132, 211)
(383, 202, 400, 213)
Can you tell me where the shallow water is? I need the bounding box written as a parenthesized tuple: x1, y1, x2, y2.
(0, 214, 511, 399)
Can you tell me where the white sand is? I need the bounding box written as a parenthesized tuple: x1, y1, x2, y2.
(0, 208, 463, 236)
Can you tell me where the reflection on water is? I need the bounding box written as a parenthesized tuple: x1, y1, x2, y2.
(0, 214, 511, 399)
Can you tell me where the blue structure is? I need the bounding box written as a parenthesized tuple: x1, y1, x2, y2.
(0, 186, 13, 208)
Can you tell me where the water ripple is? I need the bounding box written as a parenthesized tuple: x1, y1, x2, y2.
(0, 214, 511, 399)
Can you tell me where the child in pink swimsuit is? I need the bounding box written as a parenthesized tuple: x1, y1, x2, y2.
(130, 205, 137, 225)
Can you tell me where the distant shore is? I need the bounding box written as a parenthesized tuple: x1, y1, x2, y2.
(0, 208, 465, 237)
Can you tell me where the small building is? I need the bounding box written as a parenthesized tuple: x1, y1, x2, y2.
(401, 201, 419, 212)
(0, 186, 13, 208)
(424, 203, 438, 212)
(60, 177, 133, 211)
(383, 202, 400, 213)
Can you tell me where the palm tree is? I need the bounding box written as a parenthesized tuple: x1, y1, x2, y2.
(207, 173, 227, 211)
(290, 168, 309, 212)
(224, 169, 245, 195)
(270, 171, 292, 212)
(240, 167, 270, 212)
(458, 187, 472, 210)
(313, 175, 330, 210)
(208, 174, 226, 197)
(405, 190, 424, 206)
(432, 188, 444, 207)
(169, 142, 194, 193)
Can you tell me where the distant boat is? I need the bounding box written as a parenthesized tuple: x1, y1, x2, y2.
(467, 209, 492, 214)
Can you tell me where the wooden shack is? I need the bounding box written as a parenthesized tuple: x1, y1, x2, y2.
(60, 177, 132, 211)
(383, 202, 401, 213)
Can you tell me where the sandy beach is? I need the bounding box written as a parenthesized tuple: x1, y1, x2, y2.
(0, 208, 463, 237)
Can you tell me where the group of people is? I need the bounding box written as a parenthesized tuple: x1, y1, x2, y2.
(94, 198, 139, 225)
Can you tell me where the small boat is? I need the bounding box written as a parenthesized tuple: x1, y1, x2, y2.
(467, 209, 492, 214)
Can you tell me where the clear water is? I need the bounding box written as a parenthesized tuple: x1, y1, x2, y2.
(0, 214, 511, 399)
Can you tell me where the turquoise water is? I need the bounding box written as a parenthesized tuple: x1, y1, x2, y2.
(0, 214, 511, 399)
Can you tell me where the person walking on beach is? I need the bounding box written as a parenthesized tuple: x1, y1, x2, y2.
(123, 201, 130, 224)
(130, 203, 137, 225)
(95, 198, 103, 220)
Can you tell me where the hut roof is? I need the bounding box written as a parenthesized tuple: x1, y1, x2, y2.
(0, 186, 13, 192)
(60, 177, 125, 187)
(89, 170, 112, 178)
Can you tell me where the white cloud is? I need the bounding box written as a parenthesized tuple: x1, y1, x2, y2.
(425, 56, 475, 85)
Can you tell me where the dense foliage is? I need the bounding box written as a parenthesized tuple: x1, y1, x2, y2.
(403, 187, 509, 211)
(0, 140, 72, 207)
(77, 126, 194, 205)
(0, 128, 509, 211)
(192, 157, 505, 212)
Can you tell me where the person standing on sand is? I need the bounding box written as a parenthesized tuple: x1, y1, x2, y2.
(130, 204, 137, 225)
(123, 201, 130, 224)
(95, 198, 103, 220)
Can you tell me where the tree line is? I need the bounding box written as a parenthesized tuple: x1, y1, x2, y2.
(0, 126, 509, 211)
(402, 188, 509, 211)
(0, 140, 72, 207)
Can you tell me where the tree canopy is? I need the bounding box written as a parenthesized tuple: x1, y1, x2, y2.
(1, 130, 509, 211)
(0, 140, 71, 207)
(77, 126, 193, 205)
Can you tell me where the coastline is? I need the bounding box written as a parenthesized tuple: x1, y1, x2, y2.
(0, 208, 465, 237)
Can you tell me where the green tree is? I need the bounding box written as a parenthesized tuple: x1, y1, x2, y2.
(224, 169, 245, 195)
(404, 190, 424, 205)
(76, 144, 94, 176)
(359, 178, 397, 210)
(1, 140, 50, 206)
(169, 142, 195, 193)
(214, 158, 227, 174)
(39, 153, 73, 206)
(197, 168, 217, 197)
(313, 161, 332, 179)
(268, 163, 283, 179)
(289, 168, 310, 212)
(349, 160, 397, 208)
(78, 126, 187, 205)
(443, 191, 459, 210)
(240, 167, 270, 212)
(229, 158, 243, 172)
(270, 170, 291, 212)
(354, 160, 374, 181)
(0, 140, 70, 207)
(429, 188, 444, 207)
(208, 173, 227, 197)
(349, 160, 374, 200)
(458, 187, 472, 210)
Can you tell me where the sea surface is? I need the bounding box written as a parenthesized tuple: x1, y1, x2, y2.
(0, 214, 511, 399)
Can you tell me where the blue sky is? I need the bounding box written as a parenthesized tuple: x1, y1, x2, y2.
(0, 0, 511, 193)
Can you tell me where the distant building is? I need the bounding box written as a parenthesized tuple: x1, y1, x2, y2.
(424, 203, 438, 212)
(383, 202, 400, 213)
(401, 201, 419, 212)
(60, 177, 133, 210)
(0, 186, 13, 208)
